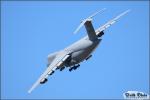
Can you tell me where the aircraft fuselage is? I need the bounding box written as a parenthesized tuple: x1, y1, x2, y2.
(64, 36, 101, 67)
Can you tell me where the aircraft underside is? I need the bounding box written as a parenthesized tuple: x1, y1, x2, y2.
(66, 39, 101, 67)
(28, 9, 130, 93)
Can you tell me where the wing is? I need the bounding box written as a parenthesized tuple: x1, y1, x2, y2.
(95, 9, 130, 35)
(28, 51, 71, 93)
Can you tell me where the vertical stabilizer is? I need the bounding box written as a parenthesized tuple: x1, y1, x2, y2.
(84, 19, 97, 40)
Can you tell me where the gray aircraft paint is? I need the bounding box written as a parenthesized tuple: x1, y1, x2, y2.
(28, 9, 130, 93)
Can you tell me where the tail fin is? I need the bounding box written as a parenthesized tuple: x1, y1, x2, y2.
(84, 19, 97, 40)
(73, 8, 106, 34)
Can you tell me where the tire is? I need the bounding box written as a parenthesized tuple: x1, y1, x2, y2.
(69, 68, 72, 72)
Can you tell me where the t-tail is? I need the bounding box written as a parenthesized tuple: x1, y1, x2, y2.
(73, 8, 106, 40)
(84, 19, 97, 40)
(73, 9, 130, 41)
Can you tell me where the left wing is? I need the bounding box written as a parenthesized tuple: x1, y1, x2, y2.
(28, 50, 71, 93)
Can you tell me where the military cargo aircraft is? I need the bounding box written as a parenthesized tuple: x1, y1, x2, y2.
(28, 9, 130, 93)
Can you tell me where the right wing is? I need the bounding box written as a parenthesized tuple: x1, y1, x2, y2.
(28, 50, 71, 93)
(95, 9, 130, 35)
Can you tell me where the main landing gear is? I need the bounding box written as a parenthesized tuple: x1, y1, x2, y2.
(69, 64, 80, 72)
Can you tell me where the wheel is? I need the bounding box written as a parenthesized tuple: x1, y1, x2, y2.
(73, 64, 80, 70)
(73, 66, 77, 70)
(69, 68, 73, 72)
(77, 64, 80, 68)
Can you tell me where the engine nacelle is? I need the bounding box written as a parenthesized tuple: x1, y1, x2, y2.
(97, 31, 104, 37)
(40, 78, 48, 84)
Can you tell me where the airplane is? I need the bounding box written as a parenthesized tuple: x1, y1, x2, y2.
(28, 9, 130, 93)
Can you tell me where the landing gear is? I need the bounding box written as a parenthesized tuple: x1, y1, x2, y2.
(69, 68, 73, 72)
(69, 64, 80, 72)
(73, 64, 80, 70)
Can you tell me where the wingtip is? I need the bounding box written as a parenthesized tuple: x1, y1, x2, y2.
(126, 9, 131, 13)
(97, 8, 106, 14)
(102, 8, 107, 11)
(28, 89, 32, 94)
(73, 30, 78, 35)
(73, 31, 77, 34)
(123, 9, 131, 15)
(28, 86, 34, 94)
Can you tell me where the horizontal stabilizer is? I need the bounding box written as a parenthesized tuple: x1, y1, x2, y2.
(73, 8, 106, 34)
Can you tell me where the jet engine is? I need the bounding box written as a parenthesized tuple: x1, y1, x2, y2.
(97, 31, 104, 37)
(40, 78, 48, 84)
